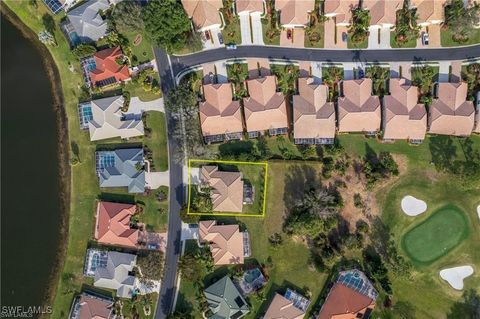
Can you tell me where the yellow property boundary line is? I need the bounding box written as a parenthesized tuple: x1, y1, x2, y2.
(187, 159, 268, 217)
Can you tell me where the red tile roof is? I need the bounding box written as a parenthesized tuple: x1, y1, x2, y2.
(94, 201, 138, 248)
(317, 283, 375, 319)
(90, 46, 130, 87)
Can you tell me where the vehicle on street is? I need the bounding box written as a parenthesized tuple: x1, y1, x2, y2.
(226, 44, 237, 50)
(422, 32, 429, 46)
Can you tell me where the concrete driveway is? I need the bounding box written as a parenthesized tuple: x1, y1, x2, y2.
(379, 26, 391, 48)
(438, 61, 450, 82)
(417, 24, 441, 48)
(239, 13, 252, 45)
(145, 170, 169, 189)
(367, 27, 380, 49)
(202, 27, 223, 49)
(214, 61, 228, 83)
(251, 13, 264, 45)
(127, 97, 164, 114)
(311, 62, 323, 83)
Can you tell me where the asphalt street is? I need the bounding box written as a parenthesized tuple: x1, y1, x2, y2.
(170, 44, 480, 77)
(153, 47, 183, 319)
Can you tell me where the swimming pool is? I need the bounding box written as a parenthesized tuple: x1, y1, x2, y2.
(244, 268, 262, 284)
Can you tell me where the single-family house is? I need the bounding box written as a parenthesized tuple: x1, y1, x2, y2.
(181, 0, 224, 32)
(293, 77, 336, 144)
(337, 79, 381, 134)
(243, 75, 289, 137)
(199, 83, 244, 143)
(88, 47, 130, 88)
(200, 166, 244, 213)
(317, 269, 378, 319)
(275, 0, 315, 28)
(82, 95, 144, 141)
(323, 0, 358, 26)
(199, 220, 246, 265)
(428, 82, 475, 136)
(44, 0, 80, 14)
(96, 148, 145, 193)
(66, 0, 110, 42)
(204, 276, 250, 319)
(410, 0, 447, 26)
(69, 293, 113, 319)
(93, 251, 137, 298)
(362, 0, 403, 28)
(94, 201, 139, 248)
(382, 79, 427, 143)
(264, 289, 310, 319)
(236, 0, 264, 15)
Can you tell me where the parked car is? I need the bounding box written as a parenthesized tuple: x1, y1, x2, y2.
(357, 68, 365, 79)
(342, 32, 348, 42)
(205, 30, 210, 41)
(226, 44, 237, 50)
(287, 29, 292, 40)
(218, 33, 224, 45)
(422, 32, 429, 45)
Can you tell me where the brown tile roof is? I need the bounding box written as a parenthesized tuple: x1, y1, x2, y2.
(181, 0, 223, 30)
(236, 0, 264, 13)
(200, 83, 243, 136)
(411, 0, 447, 24)
(275, 0, 315, 26)
(363, 0, 403, 26)
(94, 201, 138, 248)
(293, 77, 336, 139)
(200, 166, 244, 212)
(338, 79, 381, 133)
(317, 283, 375, 319)
(324, 0, 359, 24)
(77, 295, 113, 319)
(247, 58, 271, 79)
(429, 82, 475, 136)
(264, 293, 305, 319)
(199, 220, 244, 265)
(383, 79, 427, 140)
(244, 75, 288, 132)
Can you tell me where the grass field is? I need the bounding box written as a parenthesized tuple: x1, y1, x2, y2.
(441, 28, 480, 47)
(390, 31, 417, 48)
(261, 18, 280, 45)
(221, 17, 241, 45)
(401, 204, 470, 264)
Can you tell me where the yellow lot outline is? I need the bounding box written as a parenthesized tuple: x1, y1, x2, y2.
(187, 159, 268, 217)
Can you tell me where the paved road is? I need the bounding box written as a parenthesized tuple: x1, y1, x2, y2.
(153, 47, 184, 319)
(170, 44, 480, 76)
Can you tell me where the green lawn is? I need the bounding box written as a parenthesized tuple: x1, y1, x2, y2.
(305, 23, 324, 48)
(261, 18, 280, 45)
(221, 16, 241, 45)
(401, 204, 470, 264)
(347, 32, 368, 49)
(390, 31, 417, 48)
(3, 2, 168, 317)
(123, 30, 154, 65)
(144, 112, 168, 171)
(441, 28, 480, 47)
(124, 73, 162, 102)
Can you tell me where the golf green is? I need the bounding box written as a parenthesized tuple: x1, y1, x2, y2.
(401, 204, 470, 265)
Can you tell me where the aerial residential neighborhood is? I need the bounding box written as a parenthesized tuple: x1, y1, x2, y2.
(1, 0, 480, 319)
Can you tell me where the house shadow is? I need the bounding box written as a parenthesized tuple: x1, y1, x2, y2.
(98, 192, 135, 204)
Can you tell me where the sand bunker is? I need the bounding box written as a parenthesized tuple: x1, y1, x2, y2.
(401, 196, 427, 216)
(477, 205, 480, 220)
(439, 266, 474, 290)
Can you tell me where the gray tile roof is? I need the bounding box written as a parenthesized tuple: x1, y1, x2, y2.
(96, 148, 145, 193)
(93, 251, 136, 298)
(67, 0, 110, 42)
(204, 276, 249, 319)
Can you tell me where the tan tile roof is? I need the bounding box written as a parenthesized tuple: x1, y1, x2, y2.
(363, 0, 403, 26)
(293, 77, 336, 139)
(200, 166, 244, 212)
(429, 82, 475, 136)
(383, 79, 427, 140)
(236, 0, 263, 13)
(338, 79, 381, 133)
(94, 201, 138, 248)
(275, 0, 315, 26)
(264, 293, 305, 319)
(324, 0, 359, 24)
(199, 83, 243, 136)
(181, 0, 223, 30)
(317, 283, 375, 319)
(247, 58, 271, 79)
(244, 75, 288, 132)
(411, 0, 447, 24)
(199, 220, 244, 265)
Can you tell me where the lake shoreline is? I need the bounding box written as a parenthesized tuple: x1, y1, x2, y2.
(1, 4, 71, 317)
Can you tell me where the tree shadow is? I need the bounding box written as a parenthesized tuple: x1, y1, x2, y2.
(447, 289, 480, 319)
(283, 164, 320, 211)
(98, 192, 135, 203)
(218, 140, 257, 159)
(428, 135, 458, 172)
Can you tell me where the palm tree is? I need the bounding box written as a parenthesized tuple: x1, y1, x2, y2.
(412, 66, 435, 97)
(322, 67, 343, 102)
(462, 63, 480, 97)
(366, 66, 390, 96)
(274, 64, 299, 96)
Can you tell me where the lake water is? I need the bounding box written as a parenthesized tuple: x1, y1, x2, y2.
(1, 17, 63, 315)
